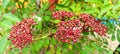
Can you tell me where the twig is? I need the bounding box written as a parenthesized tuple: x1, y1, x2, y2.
(45, 0, 58, 11)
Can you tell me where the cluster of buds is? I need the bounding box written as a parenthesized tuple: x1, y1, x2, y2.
(52, 10, 74, 20)
(79, 13, 107, 36)
(8, 18, 36, 49)
(52, 10, 107, 43)
(54, 19, 84, 43)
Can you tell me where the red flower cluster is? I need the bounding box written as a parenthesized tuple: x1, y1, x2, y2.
(79, 13, 107, 36)
(8, 18, 36, 49)
(52, 11, 107, 43)
(52, 10, 74, 20)
(54, 19, 84, 43)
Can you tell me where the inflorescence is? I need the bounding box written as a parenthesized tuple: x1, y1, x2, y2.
(52, 11, 107, 43)
(8, 18, 36, 49)
(54, 19, 84, 43)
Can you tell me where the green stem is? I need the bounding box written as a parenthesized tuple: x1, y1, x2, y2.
(33, 34, 50, 41)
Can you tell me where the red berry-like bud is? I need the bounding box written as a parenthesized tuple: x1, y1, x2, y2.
(8, 18, 36, 49)
(54, 19, 84, 43)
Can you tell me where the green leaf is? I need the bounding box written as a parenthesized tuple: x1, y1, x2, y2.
(91, 43, 99, 49)
(52, 29, 57, 33)
(98, 4, 113, 18)
(75, 3, 81, 12)
(44, 38, 50, 46)
(0, 7, 2, 16)
(46, 51, 52, 54)
(2, 13, 20, 22)
(0, 20, 13, 29)
(43, 16, 51, 21)
(84, 45, 93, 53)
(105, 50, 113, 54)
(62, 48, 68, 53)
(37, 21, 42, 29)
(104, 11, 118, 18)
(72, 45, 77, 51)
(103, 0, 109, 4)
(30, 44, 36, 54)
(113, 1, 120, 10)
(116, 47, 120, 52)
(42, 3, 49, 11)
(56, 46, 62, 54)
(68, 44, 72, 50)
(75, 43, 82, 51)
(70, 2, 81, 12)
(22, 47, 29, 54)
(101, 4, 113, 13)
(111, 33, 115, 41)
(92, 2, 103, 8)
(35, 39, 44, 51)
(80, 49, 88, 54)
(62, 43, 69, 48)
(85, 0, 101, 2)
(22, 13, 28, 18)
(8, 48, 19, 54)
(0, 21, 12, 29)
(2, 0, 10, 8)
(85, 8, 99, 14)
(117, 30, 120, 42)
(56, 4, 70, 11)
(70, 2, 76, 12)
(91, 42, 103, 52)
(0, 35, 9, 54)
(45, 11, 52, 15)
(66, 52, 74, 54)
(51, 37, 57, 45)
(83, 32, 89, 35)
(62, 0, 70, 6)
